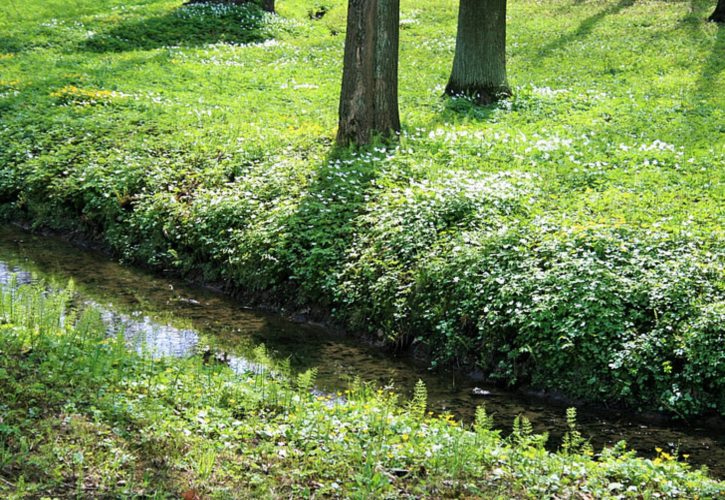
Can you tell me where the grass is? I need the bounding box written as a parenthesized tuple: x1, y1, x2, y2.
(0, 283, 723, 497)
(0, 0, 723, 416)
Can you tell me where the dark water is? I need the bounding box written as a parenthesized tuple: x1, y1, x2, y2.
(1, 225, 723, 477)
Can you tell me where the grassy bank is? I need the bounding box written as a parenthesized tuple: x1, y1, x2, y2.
(0, 0, 723, 417)
(0, 283, 722, 497)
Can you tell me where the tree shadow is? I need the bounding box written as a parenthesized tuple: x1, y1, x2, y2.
(273, 144, 382, 305)
(441, 95, 497, 121)
(426, 94, 498, 128)
(536, 0, 634, 57)
(0, 35, 25, 53)
(684, 0, 715, 23)
(687, 23, 724, 134)
(697, 23, 724, 91)
(80, 3, 271, 53)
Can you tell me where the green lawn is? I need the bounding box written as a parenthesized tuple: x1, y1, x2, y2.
(0, 0, 723, 416)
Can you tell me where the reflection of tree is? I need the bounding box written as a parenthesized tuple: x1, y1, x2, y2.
(0, 263, 34, 285)
(99, 307, 200, 358)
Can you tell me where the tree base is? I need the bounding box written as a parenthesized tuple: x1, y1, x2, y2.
(444, 84, 512, 105)
(709, 8, 725, 23)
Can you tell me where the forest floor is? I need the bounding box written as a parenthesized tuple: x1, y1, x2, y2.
(0, 0, 723, 417)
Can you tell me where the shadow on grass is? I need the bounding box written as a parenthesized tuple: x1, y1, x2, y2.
(80, 3, 271, 53)
(697, 23, 724, 90)
(425, 94, 498, 127)
(0, 35, 26, 53)
(441, 95, 497, 120)
(536, 0, 634, 57)
(678, 0, 724, 102)
(672, 9, 725, 140)
(273, 143, 380, 303)
(690, 22, 724, 134)
(686, 0, 715, 21)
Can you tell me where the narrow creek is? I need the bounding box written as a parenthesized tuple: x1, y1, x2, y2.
(1, 225, 723, 477)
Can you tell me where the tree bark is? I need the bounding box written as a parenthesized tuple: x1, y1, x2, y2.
(337, 0, 400, 146)
(446, 0, 510, 105)
(710, 0, 725, 23)
(261, 0, 274, 13)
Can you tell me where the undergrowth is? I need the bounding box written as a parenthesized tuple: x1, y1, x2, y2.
(0, 0, 723, 416)
(0, 284, 722, 497)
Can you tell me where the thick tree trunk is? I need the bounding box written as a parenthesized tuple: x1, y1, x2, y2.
(446, 0, 510, 105)
(710, 0, 725, 23)
(337, 0, 400, 146)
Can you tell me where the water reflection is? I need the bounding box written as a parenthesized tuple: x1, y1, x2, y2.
(0, 262, 33, 285)
(0, 225, 723, 477)
(100, 308, 200, 358)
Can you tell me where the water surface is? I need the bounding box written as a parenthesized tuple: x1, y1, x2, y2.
(1, 225, 722, 477)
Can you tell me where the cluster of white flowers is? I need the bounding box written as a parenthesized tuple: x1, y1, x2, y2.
(39, 18, 62, 28)
(526, 134, 574, 153)
(279, 81, 319, 90)
(427, 127, 488, 143)
(532, 86, 569, 97)
(638, 139, 676, 152)
(176, 2, 247, 19)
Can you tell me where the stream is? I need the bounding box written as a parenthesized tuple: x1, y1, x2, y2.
(1, 225, 723, 477)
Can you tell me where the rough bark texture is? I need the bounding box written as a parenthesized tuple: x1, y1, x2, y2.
(337, 0, 400, 146)
(372, 0, 400, 136)
(710, 0, 725, 22)
(446, 0, 510, 105)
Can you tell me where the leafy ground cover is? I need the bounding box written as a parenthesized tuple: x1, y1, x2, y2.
(0, 0, 723, 417)
(1, 283, 723, 497)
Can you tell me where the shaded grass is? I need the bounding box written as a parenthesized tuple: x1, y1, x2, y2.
(81, 2, 272, 52)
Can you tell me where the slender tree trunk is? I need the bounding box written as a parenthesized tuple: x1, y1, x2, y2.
(337, 0, 400, 146)
(710, 0, 725, 23)
(261, 0, 274, 13)
(446, 0, 510, 105)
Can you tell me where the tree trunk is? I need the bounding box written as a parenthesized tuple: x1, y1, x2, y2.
(262, 0, 274, 13)
(710, 0, 725, 22)
(446, 0, 510, 105)
(337, 0, 400, 146)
